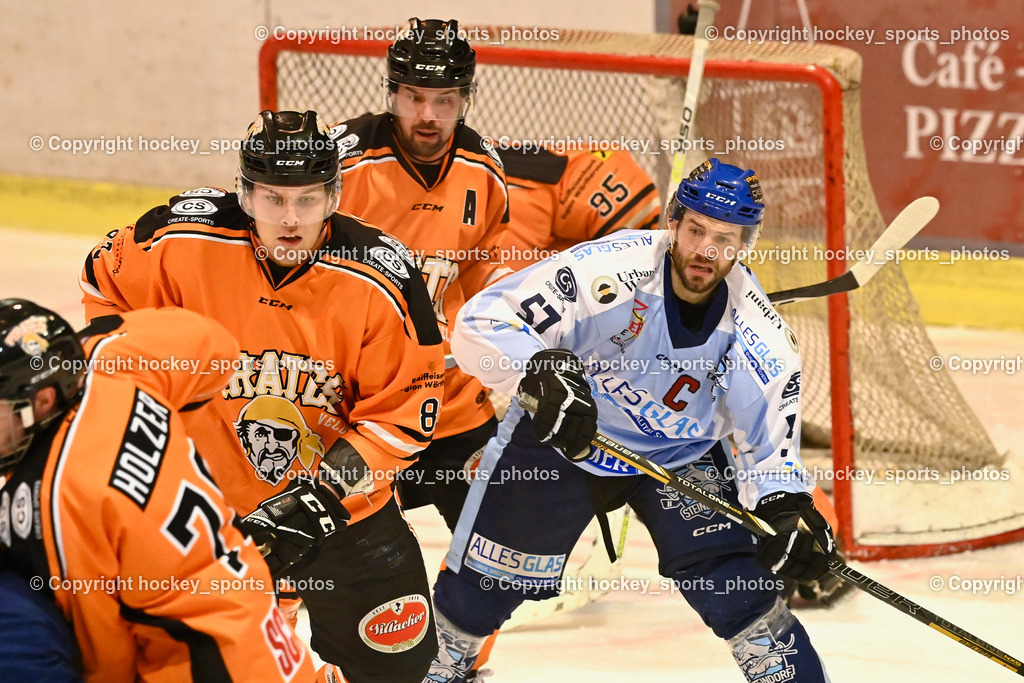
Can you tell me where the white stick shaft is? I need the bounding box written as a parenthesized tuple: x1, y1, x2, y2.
(667, 0, 720, 195)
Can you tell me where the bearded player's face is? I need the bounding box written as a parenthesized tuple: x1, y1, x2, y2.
(669, 212, 744, 303)
(250, 183, 331, 267)
(390, 85, 463, 163)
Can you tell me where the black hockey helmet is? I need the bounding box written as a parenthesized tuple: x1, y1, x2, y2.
(238, 110, 339, 186)
(0, 299, 85, 474)
(236, 110, 341, 222)
(386, 19, 476, 90)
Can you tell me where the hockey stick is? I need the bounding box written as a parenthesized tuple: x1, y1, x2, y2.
(667, 0, 720, 196)
(443, 198, 937, 370)
(516, 397, 1024, 676)
(766, 196, 939, 306)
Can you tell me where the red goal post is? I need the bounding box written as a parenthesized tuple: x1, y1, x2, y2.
(259, 28, 1024, 560)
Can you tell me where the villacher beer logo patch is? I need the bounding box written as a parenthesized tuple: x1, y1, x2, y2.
(358, 594, 431, 653)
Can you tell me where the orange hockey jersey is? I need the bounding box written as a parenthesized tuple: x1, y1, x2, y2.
(492, 146, 660, 275)
(80, 189, 445, 522)
(0, 307, 313, 682)
(334, 113, 509, 438)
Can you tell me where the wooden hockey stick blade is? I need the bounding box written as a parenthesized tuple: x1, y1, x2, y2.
(767, 196, 939, 306)
(573, 424, 1024, 676)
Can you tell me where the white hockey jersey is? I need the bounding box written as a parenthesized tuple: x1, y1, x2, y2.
(451, 229, 812, 508)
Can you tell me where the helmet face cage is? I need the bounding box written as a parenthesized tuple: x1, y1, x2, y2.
(666, 158, 765, 253)
(236, 110, 341, 224)
(236, 176, 341, 226)
(384, 18, 477, 122)
(0, 299, 85, 474)
(382, 79, 477, 123)
(0, 398, 35, 474)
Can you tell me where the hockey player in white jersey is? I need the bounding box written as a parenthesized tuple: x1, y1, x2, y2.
(427, 159, 835, 682)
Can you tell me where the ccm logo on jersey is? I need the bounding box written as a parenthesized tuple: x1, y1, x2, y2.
(411, 203, 444, 212)
(262, 605, 305, 681)
(108, 389, 171, 510)
(694, 522, 732, 536)
(259, 297, 293, 310)
(359, 594, 431, 653)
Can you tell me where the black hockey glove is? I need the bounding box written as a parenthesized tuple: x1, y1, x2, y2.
(239, 483, 349, 580)
(518, 349, 597, 462)
(753, 492, 837, 582)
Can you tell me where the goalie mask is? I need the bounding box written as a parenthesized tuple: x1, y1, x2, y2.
(666, 158, 765, 251)
(236, 110, 341, 226)
(0, 299, 85, 474)
(383, 18, 477, 122)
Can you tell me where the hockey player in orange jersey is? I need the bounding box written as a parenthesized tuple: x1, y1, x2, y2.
(487, 146, 661, 279)
(332, 19, 509, 531)
(0, 301, 314, 681)
(80, 110, 445, 681)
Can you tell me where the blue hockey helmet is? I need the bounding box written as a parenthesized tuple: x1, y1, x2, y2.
(666, 158, 765, 248)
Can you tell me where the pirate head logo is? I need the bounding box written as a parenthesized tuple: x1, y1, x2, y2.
(4, 315, 50, 356)
(235, 396, 324, 486)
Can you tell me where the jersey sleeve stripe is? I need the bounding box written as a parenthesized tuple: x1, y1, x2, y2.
(594, 184, 658, 239)
(146, 232, 253, 250)
(314, 261, 405, 321)
(118, 603, 232, 680)
(638, 213, 661, 231)
(49, 369, 101, 580)
(452, 157, 508, 200)
(359, 421, 424, 455)
(340, 154, 399, 173)
(80, 275, 110, 303)
(394, 423, 433, 444)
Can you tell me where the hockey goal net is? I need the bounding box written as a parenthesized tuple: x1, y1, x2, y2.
(259, 28, 1024, 560)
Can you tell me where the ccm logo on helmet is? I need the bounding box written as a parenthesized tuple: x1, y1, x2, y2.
(706, 192, 737, 206)
(414, 64, 445, 71)
(276, 160, 304, 166)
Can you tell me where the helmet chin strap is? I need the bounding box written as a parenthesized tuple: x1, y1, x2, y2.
(17, 402, 35, 429)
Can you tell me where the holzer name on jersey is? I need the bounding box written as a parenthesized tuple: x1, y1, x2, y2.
(109, 389, 171, 510)
(224, 350, 345, 413)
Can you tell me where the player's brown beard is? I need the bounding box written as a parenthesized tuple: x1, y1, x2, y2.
(671, 247, 727, 295)
(395, 122, 452, 163)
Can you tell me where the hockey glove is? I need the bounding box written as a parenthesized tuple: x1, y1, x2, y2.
(239, 483, 349, 580)
(518, 349, 597, 462)
(753, 491, 837, 582)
